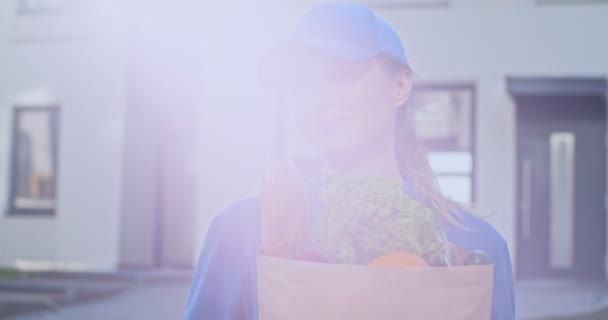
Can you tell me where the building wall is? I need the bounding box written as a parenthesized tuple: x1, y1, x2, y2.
(379, 4, 608, 266)
(0, 1, 127, 271)
(1, 0, 606, 272)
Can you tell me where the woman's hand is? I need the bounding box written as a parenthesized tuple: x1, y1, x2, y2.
(259, 156, 308, 258)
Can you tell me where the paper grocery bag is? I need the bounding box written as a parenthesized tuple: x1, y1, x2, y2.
(257, 255, 494, 320)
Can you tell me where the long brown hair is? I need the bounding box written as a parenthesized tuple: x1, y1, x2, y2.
(386, 58, 472, 227)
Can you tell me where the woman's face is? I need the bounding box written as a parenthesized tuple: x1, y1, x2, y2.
(283, 53, 409, 159)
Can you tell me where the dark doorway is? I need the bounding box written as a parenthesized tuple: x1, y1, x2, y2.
(119, 9, 202, 269)
(512, 78, 607, 280)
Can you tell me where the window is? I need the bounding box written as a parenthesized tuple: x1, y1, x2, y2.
(9, 107, 60, 215)
(410, 85, 475, 204)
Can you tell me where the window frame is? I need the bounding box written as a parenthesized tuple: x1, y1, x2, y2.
(7, 106, 60, 217)
(411, 83, 477, 204)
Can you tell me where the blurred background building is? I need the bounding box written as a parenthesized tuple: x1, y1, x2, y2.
(0, 0, 608, 318)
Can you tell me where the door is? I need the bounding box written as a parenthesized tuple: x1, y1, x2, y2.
(120, 10, 201, 268)
(516, 95, 606, 280)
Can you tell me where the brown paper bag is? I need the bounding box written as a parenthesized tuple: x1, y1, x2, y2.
(258, 255, 494, 320)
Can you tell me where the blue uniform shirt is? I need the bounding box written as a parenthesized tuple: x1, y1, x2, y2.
(185, 177, 516, 320)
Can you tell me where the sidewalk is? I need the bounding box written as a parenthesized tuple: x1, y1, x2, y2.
(4, 272, 608, 319)
(0, 269, 192, 320)
(516, 279, 608, 319)
(5, 283, 190, 320)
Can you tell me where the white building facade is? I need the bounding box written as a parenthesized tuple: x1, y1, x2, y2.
(0, 0, 607, 280)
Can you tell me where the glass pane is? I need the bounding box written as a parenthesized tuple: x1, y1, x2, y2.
(549, 132, 575, 269)
(428, 152, 472, 174)
(13, 109, 58, 210)
(411, 87, 473, 151)
(436, 176, 471, 204)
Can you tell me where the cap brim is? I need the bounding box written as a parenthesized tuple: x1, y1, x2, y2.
(259, 38, 379, 87)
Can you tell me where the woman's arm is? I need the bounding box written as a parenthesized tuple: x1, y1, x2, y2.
(185, 201, 259, 320)
(491, 241, 516, 320)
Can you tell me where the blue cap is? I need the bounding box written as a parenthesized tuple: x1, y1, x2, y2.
(261, 2, 408, 85)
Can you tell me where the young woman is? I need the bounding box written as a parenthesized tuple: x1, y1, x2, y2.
(185, 2, 515, 319)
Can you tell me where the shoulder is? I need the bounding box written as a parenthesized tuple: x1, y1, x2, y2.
(443, 211, 509, 262)
(212, 196, 261, 228)
(205, 196, 262, 251)
(187, 197, 261, 319)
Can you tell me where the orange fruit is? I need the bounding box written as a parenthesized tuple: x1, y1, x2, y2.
(369, 252, 428, 267)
